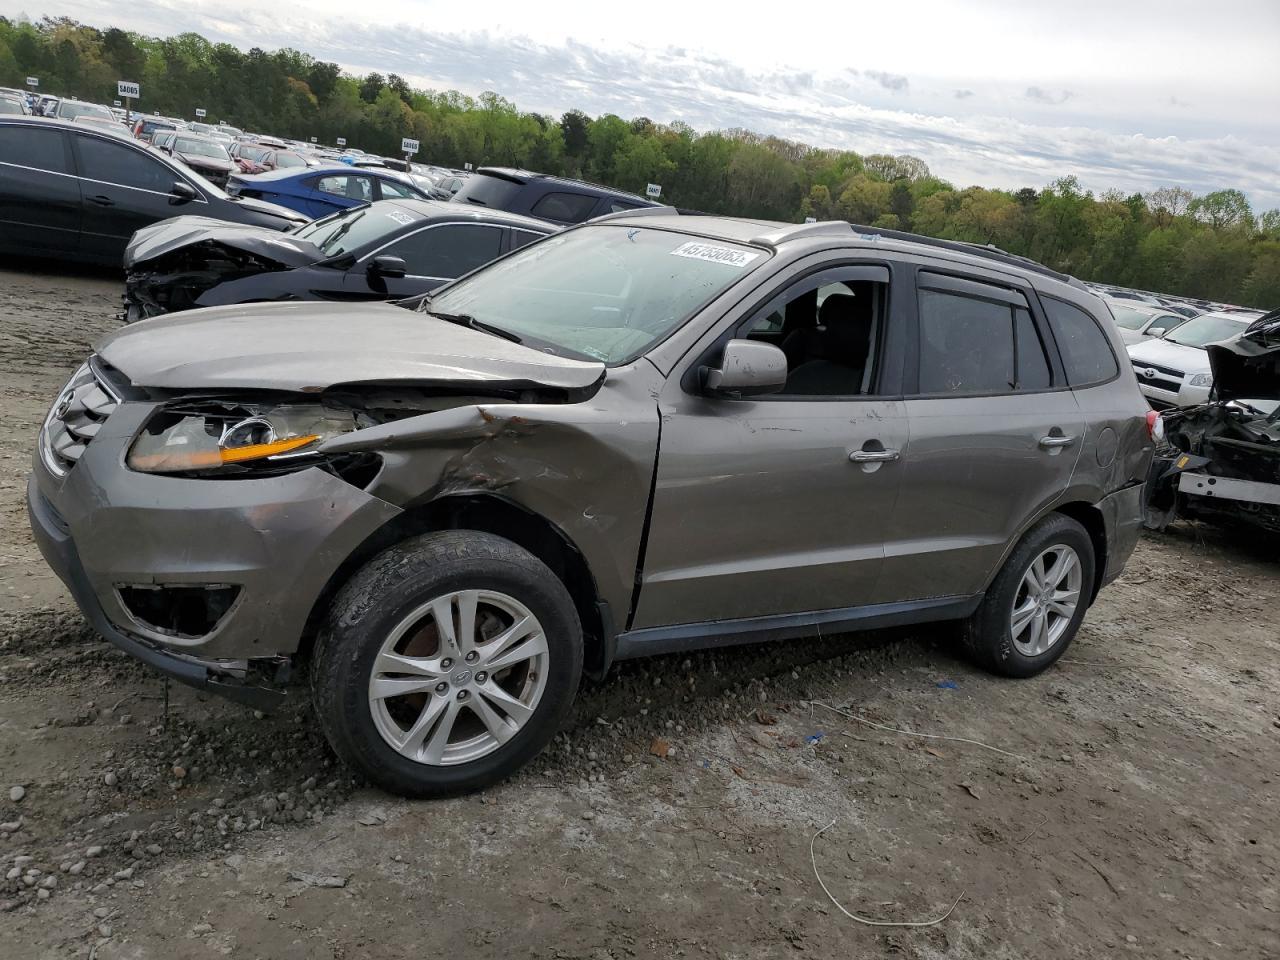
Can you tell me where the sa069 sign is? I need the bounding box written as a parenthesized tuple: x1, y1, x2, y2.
(117, 80, 140, 99)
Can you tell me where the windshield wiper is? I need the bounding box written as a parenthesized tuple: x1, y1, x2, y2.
(427, 311, 522, 344)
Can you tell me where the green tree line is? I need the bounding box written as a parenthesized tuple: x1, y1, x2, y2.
(3, 16, 1278, 307)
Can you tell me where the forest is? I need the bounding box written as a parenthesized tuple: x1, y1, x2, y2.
(2, 16, 1277, 308)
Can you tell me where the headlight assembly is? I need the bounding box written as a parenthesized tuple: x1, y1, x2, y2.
(128, 402, 358, 475)
(1187, 373, 1214, 388)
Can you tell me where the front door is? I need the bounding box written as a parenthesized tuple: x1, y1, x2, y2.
(879, 268, 1085, 602)
(71, 132, 199, 263)
(633, 263, 908, 629)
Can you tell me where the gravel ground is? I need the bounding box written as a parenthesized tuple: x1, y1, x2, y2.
(1, 262, 1277, 959)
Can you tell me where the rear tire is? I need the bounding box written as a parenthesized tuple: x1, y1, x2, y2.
(311, 530, 583, 797)
(962, 513, 1095, 678)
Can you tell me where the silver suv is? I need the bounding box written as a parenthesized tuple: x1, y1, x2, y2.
(28, 213, 1155, 796)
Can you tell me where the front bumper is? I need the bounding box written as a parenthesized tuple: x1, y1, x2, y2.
(1137, 381, 1211, 409)
(29, 398, 401, 703)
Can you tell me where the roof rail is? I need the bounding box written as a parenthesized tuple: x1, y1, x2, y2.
(590, 205, 678, 223)
(846, 223, 1073, 283)
(748, 220, 855, 247)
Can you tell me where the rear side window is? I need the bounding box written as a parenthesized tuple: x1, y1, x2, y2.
(530, 191, 598, 223)
(76, 135, 174, 192)
(0, 125, 69, 173)
(916, 275, 1054, 395)
(1042, 297, 1120, 386)
(511, 229, 545, 249)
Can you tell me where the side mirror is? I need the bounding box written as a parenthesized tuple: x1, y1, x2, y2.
(169, 181, 197, 204)
(704, 339, 788, 397)
(368, 255, 408, 279)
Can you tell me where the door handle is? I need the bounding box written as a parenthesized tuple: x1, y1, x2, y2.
(849, 449, 900, 463)
(87, 195, 115, 207)
(1038, 435, 1076, 448)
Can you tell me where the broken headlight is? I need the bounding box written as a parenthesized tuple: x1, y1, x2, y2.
(127, 402, 357, 475)
(1188, 374, 1214, 388)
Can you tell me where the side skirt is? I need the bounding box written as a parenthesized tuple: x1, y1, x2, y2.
(613, 594, 983, 661)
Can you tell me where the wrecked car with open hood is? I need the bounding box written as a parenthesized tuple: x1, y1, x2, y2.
(1146, 309, 1280, 533)
(122, 199, 555, 320)
(30, 213, 1154, 797)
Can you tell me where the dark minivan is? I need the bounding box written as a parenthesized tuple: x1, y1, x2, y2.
(451, 167, 661, 224)
(0, 117, 307, 265)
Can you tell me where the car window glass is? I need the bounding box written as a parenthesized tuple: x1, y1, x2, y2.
(1146, 314, 1184, 337)
(742, 276, 887, 396)
(1015, 306, 1052, 391)
(919, 289, 1013, 393)
(316, 175, 373, 202)
(1042, 297, 1120, 385)
(385, 224, 503, 278)
(609, 200, 643, 214)
(0, 125, 68, 173)
(530, 191, 598, 223)
(511, 229, 544, 250)
(77, 135, 175, 192)
(1109, 304, 1151, 331)
(378, 179, 417, 200)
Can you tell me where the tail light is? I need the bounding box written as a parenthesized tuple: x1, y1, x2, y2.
(1145, 409, 1165, 444)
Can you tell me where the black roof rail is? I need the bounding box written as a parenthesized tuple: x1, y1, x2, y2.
(846, 223, 1073, 283)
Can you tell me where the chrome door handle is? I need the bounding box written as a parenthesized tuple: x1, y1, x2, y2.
(1038, 435, 1076, 448)
(849, 449, 900, 463)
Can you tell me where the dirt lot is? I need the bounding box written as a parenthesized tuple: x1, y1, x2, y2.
(1, 262, 1278, 959)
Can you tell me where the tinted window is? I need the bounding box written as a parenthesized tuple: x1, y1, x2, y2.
(386, 224, 503, 278)
(511, 229, 544, 250)
(77, 135, 175, 191)
(1043, 297, 1120, 385)
(0, 125, 68, 173)
(530, 191, 598, 223)
(451, 173, 522, 210)
(1015, 307, 1052, 391)
(609, 200, 644, 213)
(918, 289, 1016, 394)
(315, 175, 373, 202)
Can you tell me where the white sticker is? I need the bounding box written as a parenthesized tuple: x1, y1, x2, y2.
(386, 210, 417, 226)
(670, 241, 759, 268)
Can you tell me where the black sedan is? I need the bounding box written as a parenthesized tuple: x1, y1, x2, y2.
(123, 199, 554, 319)
(0, 117, 307, 266)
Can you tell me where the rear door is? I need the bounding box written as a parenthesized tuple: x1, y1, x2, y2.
(878, 266, 1084, 602)
(71, 132, 202, 262)
(0, 123, 80, 256)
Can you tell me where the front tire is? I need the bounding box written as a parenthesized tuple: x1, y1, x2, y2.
(962, 513, 1095, 678)
(311, 531, 583, 797)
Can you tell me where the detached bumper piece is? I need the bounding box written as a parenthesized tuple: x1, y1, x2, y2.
(27, 480, 287, 711)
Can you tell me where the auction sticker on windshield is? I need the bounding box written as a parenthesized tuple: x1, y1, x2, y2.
(670, 241, 760, 267)
(386, 210, 416, 226)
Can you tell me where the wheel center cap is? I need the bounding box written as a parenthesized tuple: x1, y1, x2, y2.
(451, 669, 473, 685)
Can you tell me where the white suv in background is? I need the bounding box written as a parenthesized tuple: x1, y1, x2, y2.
(1127, 310, 1263, 407)
(1105, 301, 1189, 346)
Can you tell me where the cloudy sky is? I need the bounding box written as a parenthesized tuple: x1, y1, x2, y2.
(9, 0, 1280, 208)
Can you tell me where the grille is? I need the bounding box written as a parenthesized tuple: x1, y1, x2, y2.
(40, 361, 120, 477)
(1131, 359, 1183, 393)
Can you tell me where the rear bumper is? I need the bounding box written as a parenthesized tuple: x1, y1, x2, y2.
(28, 478, 287, 710)
(1097, 482, 1145, 588)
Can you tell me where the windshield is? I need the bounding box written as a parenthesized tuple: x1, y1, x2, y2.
(422, 226, 768, 363)
(1164, 315, 1250, 349)
(275, 151, 307, 168)
(0, 99, 23, 115)
(174, 137, 229, 160)
(293, 205, 409, 257)
(189, 122, 214, 135)
(1109, 305, 1152, 331)
(239, 145, 271, 162)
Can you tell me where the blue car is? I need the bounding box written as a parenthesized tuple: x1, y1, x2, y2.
(226, 165, 430, 219)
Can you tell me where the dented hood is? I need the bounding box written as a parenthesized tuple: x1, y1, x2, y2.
(1206, 310, 1280, 401)
(95, 301, 607, 393)
(125, 216, 322, 268)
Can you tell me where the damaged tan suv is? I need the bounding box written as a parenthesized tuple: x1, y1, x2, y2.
(29, 212, 1155, 796)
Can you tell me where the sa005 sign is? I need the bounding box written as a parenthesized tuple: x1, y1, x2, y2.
(401, 137, 420, 156)
(117, 80, 140, 99)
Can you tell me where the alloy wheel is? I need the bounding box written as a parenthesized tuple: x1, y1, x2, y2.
(1009, 544, 1083, 657)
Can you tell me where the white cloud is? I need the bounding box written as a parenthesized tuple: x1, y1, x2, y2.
(8, 0, 1280, 209)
